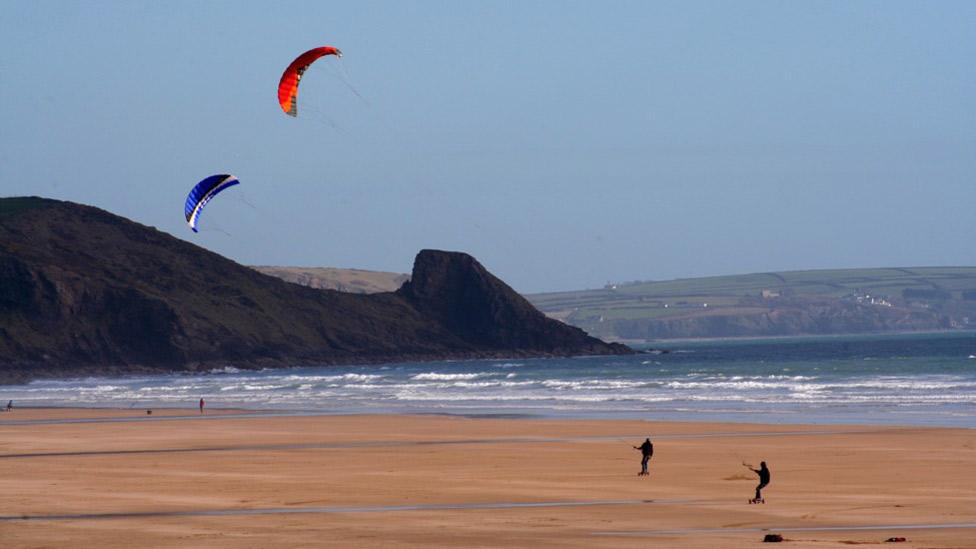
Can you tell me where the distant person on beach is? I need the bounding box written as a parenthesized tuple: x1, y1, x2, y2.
(633, 437, 653, 476)
(199, 397, 205, 414)
(6, 400, 12, 411)
(745, 461, 770, 502)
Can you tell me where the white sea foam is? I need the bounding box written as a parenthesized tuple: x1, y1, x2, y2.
(540, 379, 646, 390)
(411, 372, 494, 381)
(4, 339, 975, 427)
(340, 373, 385, 382)
(287, 373, 385, 384)
(391, 390, 655, 403)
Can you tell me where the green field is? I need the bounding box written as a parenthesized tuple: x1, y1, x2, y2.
(526, 267, 976, 341)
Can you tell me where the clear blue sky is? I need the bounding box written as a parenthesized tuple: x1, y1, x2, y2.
(2, 1, 974, 293)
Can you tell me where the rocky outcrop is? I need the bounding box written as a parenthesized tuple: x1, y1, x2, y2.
(399, 250, 631, 354)
(0, 197, 630, 383)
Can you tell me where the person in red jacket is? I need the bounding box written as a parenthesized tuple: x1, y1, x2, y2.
(199, 397, 205, 414)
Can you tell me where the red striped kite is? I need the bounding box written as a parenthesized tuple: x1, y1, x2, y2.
(277, 46, 342, 117)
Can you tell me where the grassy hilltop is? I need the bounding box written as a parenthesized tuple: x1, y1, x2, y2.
(252, 266, 408, 294)
(526, 268, 976, 341)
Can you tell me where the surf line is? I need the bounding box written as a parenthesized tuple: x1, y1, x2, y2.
(0, 412, 909, 437)
(0, 410, 302, 426)
(0, 499, 691, 522)
(0, 429, 897, 461)
(594, 522, 976, 537)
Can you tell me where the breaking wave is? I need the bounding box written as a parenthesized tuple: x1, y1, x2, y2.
(3, 333, 975, 426)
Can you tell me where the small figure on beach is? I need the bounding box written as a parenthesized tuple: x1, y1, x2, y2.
(6, 400, 12, 412)
(634, 437, 654, 476)
(199, 397, 205, 414)
(744, 460, 770, 503)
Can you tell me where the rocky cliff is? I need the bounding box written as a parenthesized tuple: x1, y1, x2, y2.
(399, 250, 624, 353)
(0, 197, 629, 383)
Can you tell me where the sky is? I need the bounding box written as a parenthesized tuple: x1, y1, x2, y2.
(1, 1, 974, 293)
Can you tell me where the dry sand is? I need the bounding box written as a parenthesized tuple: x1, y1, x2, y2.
(1, 409, 974, 547)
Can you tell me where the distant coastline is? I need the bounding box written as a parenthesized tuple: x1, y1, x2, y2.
(254, 264, 976, 342)
(624, 328, 976, 346)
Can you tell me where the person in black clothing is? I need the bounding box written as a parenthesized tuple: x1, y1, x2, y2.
(633, 438, 653, 476)
(748, 461, 770, 502)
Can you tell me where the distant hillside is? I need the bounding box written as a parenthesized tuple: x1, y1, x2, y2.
(252, 266, 408, 294)
(0, 197, 629, 383)
(527, 268, 976, 341)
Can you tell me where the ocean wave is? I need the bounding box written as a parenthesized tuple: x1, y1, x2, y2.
(664, 380, 802, 391)
(411, 372, 495, 381)
(697, 374, 815, 382)
(79, 385, 126, 392)
(491, 362, 525, 368)
(802, 377, 976, 391)
(269, 373, 387, 384)
(391, 390, 673, 403)
(541, 379, 648, 390)
(4, 342, 975, 427)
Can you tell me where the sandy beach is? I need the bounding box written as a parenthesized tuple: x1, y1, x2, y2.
(1, 409, 974, 548)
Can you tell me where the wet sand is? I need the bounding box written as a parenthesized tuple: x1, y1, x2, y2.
(1, 409, 974, 547)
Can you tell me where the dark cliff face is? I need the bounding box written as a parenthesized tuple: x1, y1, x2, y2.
(399, 250, 631, 354)
(0, 197, 629, 383)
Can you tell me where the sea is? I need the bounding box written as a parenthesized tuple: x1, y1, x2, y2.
(3, 332, 975, 427)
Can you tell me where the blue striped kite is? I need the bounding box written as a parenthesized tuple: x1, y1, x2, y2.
(184, 174, 240, 233)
